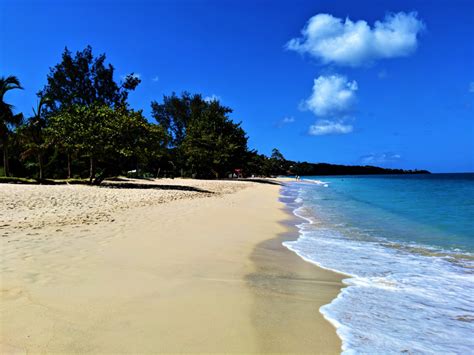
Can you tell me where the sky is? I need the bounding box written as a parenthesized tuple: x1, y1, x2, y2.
(1, 0, 473, 173)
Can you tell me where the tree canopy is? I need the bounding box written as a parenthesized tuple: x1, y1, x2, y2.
(38, 46, 140, 113)
(180, 100, 248, 178)
(152, 93, 247, 178)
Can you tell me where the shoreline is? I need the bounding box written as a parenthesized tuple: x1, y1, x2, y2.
(1, 179, 343, 353)
(246, 196, 345, 353)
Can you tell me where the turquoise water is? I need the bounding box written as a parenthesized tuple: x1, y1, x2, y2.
(281, 173, 474, 354)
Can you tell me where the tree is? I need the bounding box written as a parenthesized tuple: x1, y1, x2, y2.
(73, 104, 112, 182)
(151, 92, 246, 177)
(18, 97, 49, 180)
(38, 46, 140, 113)
(180, 100, 248, 178)
(151, 92, 208, 147)
(132, 119, 168, 177)
(47, 104, 167, 182)
(108, 107, 167, 178)
(266, 148, 288, 176)
(0, 76, 23, 176)
(46, 107, 83, 178)
(271, 148, 285, 161)
(35, 46, 142, 181)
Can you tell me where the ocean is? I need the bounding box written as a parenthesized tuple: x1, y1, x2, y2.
(280, 173, 474, 354)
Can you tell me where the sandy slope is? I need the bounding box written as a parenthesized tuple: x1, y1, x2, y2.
(0, 179, 342, 353)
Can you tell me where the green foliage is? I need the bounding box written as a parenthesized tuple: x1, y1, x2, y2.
(0, 76, 24, 127)
(18, 97, 50, 179)
(38, 46, 140, 113)
(46, 104, 167, 182)
(152, 93, 247, 178)
(151, 92, 208, 148)
(271, 148, 285, 161)
(1, 75, 24, 176)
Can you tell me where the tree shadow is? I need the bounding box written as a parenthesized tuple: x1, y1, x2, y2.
(98, 182, 213, 193)
(106, 176, 155, 182)
(234, 178, 283, 185)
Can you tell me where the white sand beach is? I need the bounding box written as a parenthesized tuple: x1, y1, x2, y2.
(0, 179, 343, 353)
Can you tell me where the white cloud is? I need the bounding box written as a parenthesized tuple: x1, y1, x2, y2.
(303, 75, 357, 136)
(304, 75, 358, 118)
(469, 82, 474, 93)
(286, 12, 424, 67)
(309, 120, 353, 135)
(204, 94, 221, 102)
(275, 116, 295, 128)
(360, 152, 401, 165)
(152, 76, 159, 82)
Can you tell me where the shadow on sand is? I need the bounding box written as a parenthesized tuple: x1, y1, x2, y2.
(99, 182, 213, 194)
(233, 178, 283, 186)
(98, 177, 282, 192)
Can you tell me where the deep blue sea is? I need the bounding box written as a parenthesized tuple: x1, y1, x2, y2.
(281, 173, 474, 354)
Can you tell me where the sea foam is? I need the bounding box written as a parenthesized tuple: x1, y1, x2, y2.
(281, 181, 474, 354)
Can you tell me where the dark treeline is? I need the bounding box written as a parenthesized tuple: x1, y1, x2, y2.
(1, 46, 428, 183)
(263, 149, 430, 176)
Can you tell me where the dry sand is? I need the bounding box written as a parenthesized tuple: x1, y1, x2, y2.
(0, 178, 343, 353)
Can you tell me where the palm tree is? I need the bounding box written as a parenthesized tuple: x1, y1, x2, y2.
(0, 76, 24, 176)
(20, 97, 49, 180)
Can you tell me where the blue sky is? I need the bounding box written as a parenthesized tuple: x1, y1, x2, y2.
(1, 0, 473, 172)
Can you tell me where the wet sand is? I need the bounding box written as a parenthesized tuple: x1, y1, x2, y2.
(0, 179, 343, 353)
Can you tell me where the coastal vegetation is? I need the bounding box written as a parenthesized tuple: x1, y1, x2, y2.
(1, 46, 429, 183)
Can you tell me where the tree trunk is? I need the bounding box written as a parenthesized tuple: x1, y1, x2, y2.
(89, 156, 96, 184)
(67, 152, 72, 179)
(2, 142, 9, 177)
(156, 167, 161, 178)
(38, 153, 44, 180)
